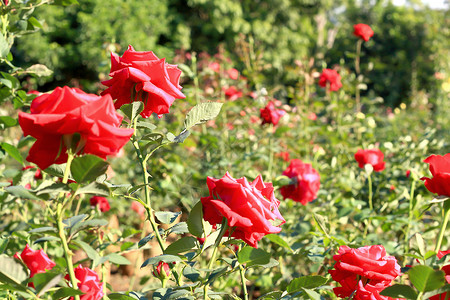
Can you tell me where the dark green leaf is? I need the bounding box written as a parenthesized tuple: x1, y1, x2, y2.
(52, 287, 84, 300)
(70, 155, 109, 183)
(29, 226, 57, 234)
(36, 183, 71, 195)
(0, 254, 28, 287)
(423, 284, 450, 299)
(183, 265, 201, 282)
(206, 266, 228, 284)
(174, 130, 191, 143)
(43, 164, 66, 178)
(168, 222, 189, 234)
(33, 236, 60, 244)
(141, 254, 182, 268)
(31, 272, 63, 297)
(108, 293, 136, 300)
(380, 284, 418, 299)
(164, 236, 197, 255)
(287, 276, 328, 293)
(70, 219, 108, 235)
(0, 116, 18, 128)
(264, 234, 292, 252)
(187, 201, 203, 237)
(63, 214, 88, 228)
(121, 102, 144, 121)
(138, 233, 154, 248)
(75, 181, 110, 196)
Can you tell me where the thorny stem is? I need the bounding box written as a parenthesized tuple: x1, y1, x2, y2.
(404, 179, 416, 253)
(238, 244, 249, 300)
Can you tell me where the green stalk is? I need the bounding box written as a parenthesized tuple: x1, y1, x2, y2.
(238, 244, 249, 300)
(404, 179, 416, 253)
(267, 124, 274, 180)
(56, 153, 80, 300)
(368, 172, 373, 211)
(434, 201, 450, 253)
(355, 39, 362, 112)
(203, 219, 228, 300)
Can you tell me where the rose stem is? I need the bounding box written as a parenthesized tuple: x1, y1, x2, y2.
(435, 200, 450, 252)
(238, 244, 249, 300)
(203, 219, 228, 300)
(355, 39, 362, 112)
(56, 152, 81, 300)
(404, 178, 416, 253)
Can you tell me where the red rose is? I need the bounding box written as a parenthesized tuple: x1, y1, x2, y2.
(329, 245, 401, 299)
(430, 251, 450, 300)
(90, 196, 110, 212)
(18, 86, 134, 170)
(68, 265, 103, 300)
(318, 69, 342, 92)
(355, 149, 386, 172)
(152, 261, 171, 280)
(406, 170, 411, 178)
(15, 244, 56, 280)
(201, 172, 285, 248)
(420, 153, 450, 197)
(226, 68, 239, 80)
(224, 86, 243, 101)
(101, 45, 185, 118)
(280, 159, 320, 205)
(275, 152, 290, 162)
(260, 101, 286, 126)
(353, 24, 374, 42)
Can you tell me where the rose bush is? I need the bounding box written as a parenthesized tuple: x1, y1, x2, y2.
(355, 148, 386, 172)
(420, 153, 450, 197)
(318, 69, 342, 92)
(353, 24, 374, 42)
(201, 172, 285, 248)
(18, 86, 134, 170)
(329, 245, 401, 299)
(280, 159, 320, 205)
(101, 45, 185, 118)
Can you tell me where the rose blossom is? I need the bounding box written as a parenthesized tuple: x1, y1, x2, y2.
(275, 152, 290, 162)
(15, 244, 56, 279)
(260, 101, 286, 126)
(18, 86, 134, 170)
(226, 68, 239, 80)
(420, 153, 450, 197)
(131, 201, 146, 216)
(90, 196, 110, 212)
(329, 245, 401, 300)
(280, 159, 320, 205)
(152, 261, 171, 280)
(201, 172, 285, 248)
(224, 86, 243, 101)
(353, 24, 374, 42)
(101, 45, 185, 118)
(318, 69, 342, 92)
(66, 265, 103, 300)
(354, 149, 386, 172)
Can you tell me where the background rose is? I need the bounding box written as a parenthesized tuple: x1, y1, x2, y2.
(420, 153, 450, 197)
(260, 101, 286, 126)
(329, 245, 401, 299)
(66, 265, 103, 300)
(90, 196, 111, 212)
(18, 86, 134, 170)
(318, 69, 342, 91)
(15, 244, 55, 279)
(101, 45, 185, 118)
(353, 23, 374, 42)
(355, 148, 386, 172)
(280, 159, 320, 205)
(201, 172, 285, 248)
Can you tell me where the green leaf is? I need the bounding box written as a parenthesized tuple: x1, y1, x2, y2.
(0, 116, 18, 128)
(52, 287, 84, 300)
(155, 211, 181, 224)
(141, 254, 182, 268)
(415, 233, 426, 257)
(312, 213, 330, 237)
(206, 266, 228, 284)
(44, 164, 66, 178)
(36, 183, 71, 195)
(183, 265, 201, 282)
(409, 265, 446, 292)
(164, 236, 197, 255)
(34, 236, 60, 244)
(75, 240, 100, 267)
(29, 226, 57, 234)
(167, 222, 189, 235)
(287, 276, 328, 293)
(0, 34, 11, 59)
(70, 219, 108, 235)
(187, 201, 204, 237)
(70, 155, 109, 183)
(121, 102, 144, 121)
(0, 254, 28, 287)
(26, 64, 52, 77)
(105, 253, 131, 265)
(27, 17, 43, 29)
(138, 233, 154, 248)
(183, 102, 223, 131)
(380, 284, 418, 299)
(237, 247, 271, 267)
(264, 234, 292, 252)
(423, 284, 450, 299)
(31, 272, 63, 297)
(5, 186, 41, 200)
(257, 291, 284, 299)
(0, 142, 23, 164)
(302, 288, 321, 300)
(63, 214, 88, 228)
(136, 121, 157, 131)
(75, 182, 110, 196)
(174, 130, 191, 143)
